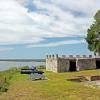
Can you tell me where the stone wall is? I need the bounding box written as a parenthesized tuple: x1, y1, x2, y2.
(77, 58, 96, 71)
(46, 55, 58, 72)
(46, 55, 70, 72)
(46, 55, 98, 73)
(58, 58, 69, 72)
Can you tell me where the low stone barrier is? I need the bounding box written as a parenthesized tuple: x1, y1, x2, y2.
(91, 76, 100, 81)
(78, 76, 100, 81)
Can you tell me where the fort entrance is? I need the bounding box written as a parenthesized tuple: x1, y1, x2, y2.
(96, 60, 100, 69)
(69, 61, 76, 71)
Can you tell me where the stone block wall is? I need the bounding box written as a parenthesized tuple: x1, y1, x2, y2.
(46, 55, 70, 72)
(58, 58, 69, 72)
(46, 55, 58, 72)
(77, 58, 96, 71)
(46, 55, 98, 73)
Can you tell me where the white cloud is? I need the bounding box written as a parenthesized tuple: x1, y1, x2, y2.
(52, 0, 100, 16)
(32, 0, 96, 36)
(0, 0, 99, 47)
(0, 0, 44, 45)
(27, 40, 85, 48)
(0, 47, 14, 52)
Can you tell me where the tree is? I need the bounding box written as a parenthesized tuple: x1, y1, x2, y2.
(85, 10, 100, 56)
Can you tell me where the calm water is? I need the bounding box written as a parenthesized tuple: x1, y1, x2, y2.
(0, 61, 45, 71)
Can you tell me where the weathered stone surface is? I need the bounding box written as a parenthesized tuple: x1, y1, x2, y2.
(78, 76, 100, 81)
(91, 76, 100, 81)
(58, 58, 69, 72)
(46, 55, 99, 73)
(46, 58, 58, 72)
(76, 58, 96, 71)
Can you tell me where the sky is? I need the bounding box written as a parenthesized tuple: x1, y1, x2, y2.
(0, 0, 100, 59)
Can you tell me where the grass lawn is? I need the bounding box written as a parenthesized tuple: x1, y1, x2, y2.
(0, 69, 100, 100)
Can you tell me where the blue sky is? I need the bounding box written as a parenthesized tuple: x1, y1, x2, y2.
(0, 0, 100, 59)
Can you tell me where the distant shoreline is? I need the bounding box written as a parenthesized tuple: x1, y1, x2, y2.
(0, 59, 45, 62)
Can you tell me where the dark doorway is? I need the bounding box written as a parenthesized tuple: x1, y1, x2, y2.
(69, 61, 76, 71)
(96, 60, 100, 69)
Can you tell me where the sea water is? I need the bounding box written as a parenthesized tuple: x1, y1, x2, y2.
(0, 61, 45, 71)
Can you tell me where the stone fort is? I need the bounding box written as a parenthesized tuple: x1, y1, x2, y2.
(46, 54, 100, 72)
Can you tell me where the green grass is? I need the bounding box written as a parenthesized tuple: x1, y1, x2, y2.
(0, 69, 100, 100)
(0, 66, 28, 94)
(0, 68, 18, 94)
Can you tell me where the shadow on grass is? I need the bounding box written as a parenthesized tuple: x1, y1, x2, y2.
(67, 78, 82, 82)
(67, 76, 89, 82)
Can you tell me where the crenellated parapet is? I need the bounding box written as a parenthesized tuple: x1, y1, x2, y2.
(69, 55, 74, 58)
(76, 55, 80, 58)
(82, 55, 87, 58)
(46, 54, 93, 59)
(89, 55, 92, 58)
(46, 54, 59, 59)
(62, 55, 66, 58)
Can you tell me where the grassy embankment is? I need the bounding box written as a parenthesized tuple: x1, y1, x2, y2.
(0, 67, 100, 100)
(0, 68, 18, 94)
(0, 66, 28, 94)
